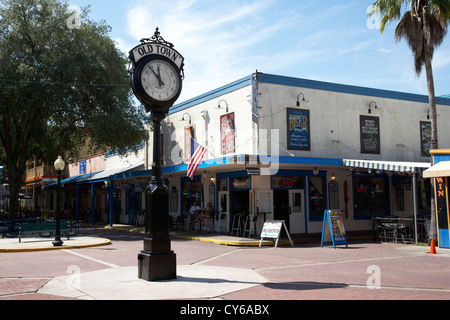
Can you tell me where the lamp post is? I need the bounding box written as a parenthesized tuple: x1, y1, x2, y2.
(53, 155, 65, 247)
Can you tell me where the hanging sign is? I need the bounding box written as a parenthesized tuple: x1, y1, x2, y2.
(220, 113, 235, 154)
(259, 220, 293, 248)
(321, 210, 348, 249)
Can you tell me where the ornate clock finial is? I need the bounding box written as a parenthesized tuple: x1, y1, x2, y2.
(139, 27, 174, 48)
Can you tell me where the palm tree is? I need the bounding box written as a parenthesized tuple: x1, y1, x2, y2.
(370, 0, 449, 243)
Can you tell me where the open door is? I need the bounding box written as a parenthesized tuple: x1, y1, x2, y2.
(289, 190, 305, 234)
(218, 191, 229, 232)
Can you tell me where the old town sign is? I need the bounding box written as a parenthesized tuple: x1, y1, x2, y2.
(129, 28, 184, 113)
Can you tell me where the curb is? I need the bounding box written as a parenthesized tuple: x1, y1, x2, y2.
(0, 238, 112, 253)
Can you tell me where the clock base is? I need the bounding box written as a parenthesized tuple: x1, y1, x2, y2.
(138, 250, 177, 281)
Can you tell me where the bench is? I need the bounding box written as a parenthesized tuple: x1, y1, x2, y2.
(0, 226, 8, 239)
(19, 221, 69, 243)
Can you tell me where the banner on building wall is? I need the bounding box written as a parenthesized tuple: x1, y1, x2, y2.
(184, 126, 194, 161)
(79, 160, 87, 174)
(220, 113, 235, 155)
(420, 121, 432, 157)
(360, 115, 380, 154)
(287, 108, 310, 151)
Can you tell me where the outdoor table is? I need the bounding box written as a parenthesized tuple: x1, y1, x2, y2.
(382, 223, 407, 243)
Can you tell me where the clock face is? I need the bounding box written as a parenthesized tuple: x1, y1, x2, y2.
(140, 59, 181, 102)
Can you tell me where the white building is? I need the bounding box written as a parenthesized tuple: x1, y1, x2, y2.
(55, 72, 450, 238)
(152, 72, 450, 236)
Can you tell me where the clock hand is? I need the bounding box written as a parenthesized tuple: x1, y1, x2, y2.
(157, 66, 165, 86)
(149, 66, 164, 87)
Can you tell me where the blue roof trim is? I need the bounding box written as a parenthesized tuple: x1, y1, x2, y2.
(170, 73, 450, 116)
(160, 154, 342, 175)
(275, 156, 342, 166)
(256, 73, 450, 106)
(169, 76, 252, 115)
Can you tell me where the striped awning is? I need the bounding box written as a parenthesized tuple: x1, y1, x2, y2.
(343, 159, 430, 173)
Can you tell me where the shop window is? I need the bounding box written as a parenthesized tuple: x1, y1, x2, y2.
(354, 175, 389, 218)
(417, 178, 431, 215)
(217, 178, 228, 191)
(181, 180, 201, 213)
(309, 176, 325, 219)
(231, 177, 250, 190)
(272, 176, 304, 189)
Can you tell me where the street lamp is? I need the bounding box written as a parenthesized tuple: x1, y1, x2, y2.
(53, 155, 65, 247)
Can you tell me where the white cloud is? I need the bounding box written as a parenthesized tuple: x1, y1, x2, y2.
(378, 48, 393, 54)
(433, 50, 450, 69)
(124, 0, 289, 101)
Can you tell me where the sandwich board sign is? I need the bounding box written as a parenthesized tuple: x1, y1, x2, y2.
(321, 210, 348, 249)
(259, 220, 293, 248)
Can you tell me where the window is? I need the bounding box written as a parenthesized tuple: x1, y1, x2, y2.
(309, 176, 325, 219)
(181, 179, 201, 213)
(354, 174, 389, 218)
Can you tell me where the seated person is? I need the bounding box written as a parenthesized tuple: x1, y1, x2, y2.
(195, 203, 214, 226)
(189, 201, 202, 222)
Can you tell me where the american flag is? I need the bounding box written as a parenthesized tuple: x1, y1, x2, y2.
(187, 138, 206, 180)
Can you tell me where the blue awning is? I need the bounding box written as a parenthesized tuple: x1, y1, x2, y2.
(44, 171, 101, 190)
(76, 163, 144, 185)
(44, 163, 145, 190)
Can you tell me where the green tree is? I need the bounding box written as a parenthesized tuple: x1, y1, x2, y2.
(0, 0, 147, 218)
(370, 0, 450, 243)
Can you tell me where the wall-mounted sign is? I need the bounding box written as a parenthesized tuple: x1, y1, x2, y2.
(246, 168, 260, 175)
(420, 121, 432, 157)
(79, 160, 87, 174)
(221, 113, 235, 155)
(287, 108, 310, 151)
(360, 115, 380, 154)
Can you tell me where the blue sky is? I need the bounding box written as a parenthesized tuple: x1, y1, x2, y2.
(67, 0, 450, 103)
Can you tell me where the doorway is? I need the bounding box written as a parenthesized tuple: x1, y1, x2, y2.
(273, 190, 289, 230)
(273, 189, 305, 234)
(230, 190, 249, 231)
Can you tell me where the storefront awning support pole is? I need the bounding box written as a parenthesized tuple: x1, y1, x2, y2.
(413, 172, 418, 244)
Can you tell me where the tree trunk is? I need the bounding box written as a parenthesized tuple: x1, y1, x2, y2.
(424, 47, 438, 244)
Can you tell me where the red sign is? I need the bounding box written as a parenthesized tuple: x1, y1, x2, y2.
(220, 113, 235, 155)
(280, 178, 294, 189)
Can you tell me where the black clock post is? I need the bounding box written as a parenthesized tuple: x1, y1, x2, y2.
(129, 28, 184, 281)
(138, 109, 176, 281)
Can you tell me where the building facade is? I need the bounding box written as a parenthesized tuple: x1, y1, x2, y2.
(41, 72, 450, 237)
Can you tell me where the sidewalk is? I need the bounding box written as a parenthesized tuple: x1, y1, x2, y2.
(0, 235, 111, 252)
(2, 226, 450, 302)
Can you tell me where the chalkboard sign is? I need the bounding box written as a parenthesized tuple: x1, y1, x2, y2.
(287, 108, 310, 151)
(321, 210, 348, 249)
(360, 115, 380, 154)
(259, 220, 293, 248)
